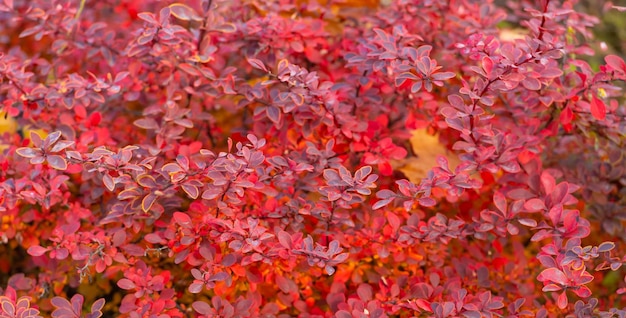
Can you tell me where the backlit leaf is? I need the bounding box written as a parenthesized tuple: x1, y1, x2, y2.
(169, 3, 202, 21)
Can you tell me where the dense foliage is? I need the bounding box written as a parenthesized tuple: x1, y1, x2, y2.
(1, 0, 625, 316)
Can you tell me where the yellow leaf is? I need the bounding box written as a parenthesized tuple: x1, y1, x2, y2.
(393, 129, 460, 183)
(499, 28, 527, 42)
(0, 111, 18, 134)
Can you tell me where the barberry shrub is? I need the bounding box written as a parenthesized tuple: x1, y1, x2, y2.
(0, 0, 625, 316)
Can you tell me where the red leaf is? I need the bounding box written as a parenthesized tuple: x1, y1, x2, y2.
(173, 212, 192, 226)
(482, 56, 494, 75)
(560, 106, 573, 126)
(590, 95, 606, 120)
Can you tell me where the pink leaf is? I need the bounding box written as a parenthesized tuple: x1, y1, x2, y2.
(524, 198, 546, 212)
(173, 212, 192, 226)
(605, 54, 626, 73)
(134, 118, 159, 130)
(518, 218, 538, 227)
(493, 191, 507, 215)
(247, 58, 268, 72)
(117, 278, 136, 290)
(277, 231, 292, 249)
(418, 197, 437, 207)
(538, 268, 568, 285)
(212, 23, 237, 33)
(27, 245, 48, 256)
(557, 291, 568, 309)
(188, 282, 204, 294)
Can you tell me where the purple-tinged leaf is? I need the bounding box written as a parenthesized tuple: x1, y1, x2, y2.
(598, 241, 615, 253)
(247, 58, 268, 72)
(518, 218, 537, 227)
(15, 147, 38, 158)
(182, 184, 199, 199)
(47, 155, 68, 170)
(169, 3, 202, 21)
(192, 301, 212, 314)
(134, 118, 159, 130)
(141, 193, 157, 212)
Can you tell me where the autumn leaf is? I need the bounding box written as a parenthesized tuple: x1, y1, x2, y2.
(393, 129, 460, 182)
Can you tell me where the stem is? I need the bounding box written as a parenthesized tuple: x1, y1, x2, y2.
(68, 0, 87, 36)
(467, 0, 552, 144)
